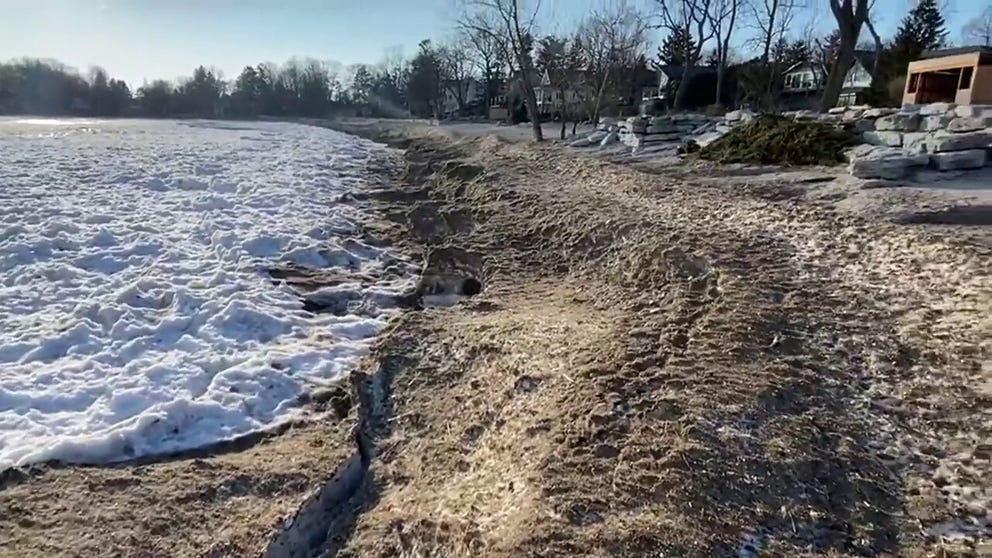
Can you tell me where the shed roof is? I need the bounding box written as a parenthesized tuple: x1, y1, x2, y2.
(919, 46, 992, 60)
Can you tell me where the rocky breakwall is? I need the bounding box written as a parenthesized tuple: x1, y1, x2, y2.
(617, 113, 719, 149)
(835, 103, 992, 179)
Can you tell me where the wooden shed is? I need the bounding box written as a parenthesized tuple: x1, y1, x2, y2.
(903, 46, 992, 105)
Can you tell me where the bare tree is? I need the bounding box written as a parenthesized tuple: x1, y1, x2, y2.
(536, 35, 587, 138)
(820, 0, 869, 111)
(863, 10, 883, 88)
(963, 5, 992, 46)
(438, 39, 475, 115)
(748, 0, 799, 64)
(460, 0, 545, 141)
(578, 0, 649, 121)
(656, 0, 714, 110)
(709, 0, 743, 106)
(745, 0, 800, 99)
(462, 21, 508, 112)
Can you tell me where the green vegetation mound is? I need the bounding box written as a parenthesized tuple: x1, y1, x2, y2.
(699, 115, 857, 166)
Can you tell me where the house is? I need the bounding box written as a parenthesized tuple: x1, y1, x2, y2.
(488, 79, 511, 121)
(489, 66, 664, 121)
(441, 77, 486, 117)
(534, 69, 592, 117)
(902, 46, 992, 105)
(535, 66, 662, 117)
(781, 50, 877, 108)
(487, 70, 544, 121)
(630, 65, 663, 107)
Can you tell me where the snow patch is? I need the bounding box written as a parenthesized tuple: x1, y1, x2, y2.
(0, 118, 415, 468)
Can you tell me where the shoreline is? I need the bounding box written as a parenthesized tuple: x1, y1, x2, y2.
(2, 119, 989, 557)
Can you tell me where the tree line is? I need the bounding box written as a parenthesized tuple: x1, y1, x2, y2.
(1, 0, 987, 141)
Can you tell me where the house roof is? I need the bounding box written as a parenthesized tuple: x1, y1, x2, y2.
(920, 45, 992, 59)
(782, 61, 815, 74)
(852, 50, 878, 76)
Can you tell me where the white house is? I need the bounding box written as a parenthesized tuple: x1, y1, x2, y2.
(535, 66, 663, 116)
(782, 50, 877, 107)
(535, 69, 592, 115)
(442, 78, 486, 117)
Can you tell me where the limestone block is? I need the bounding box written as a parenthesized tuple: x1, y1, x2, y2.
(947, 116, 992, 133)
(862, 131, 903, 147)
(926, 131, 992, 153)
(876, 113, 921, 132)
(920, 102, 956, 116)
(930, 149, 986, 170)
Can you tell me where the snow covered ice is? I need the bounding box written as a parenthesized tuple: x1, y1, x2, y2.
(0, 118, 417, 468)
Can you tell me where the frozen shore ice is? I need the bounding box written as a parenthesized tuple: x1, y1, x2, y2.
(0, 118, 416, 467)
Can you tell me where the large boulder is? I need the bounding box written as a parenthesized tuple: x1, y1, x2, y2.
(862, 108, 897, 119)
(947, 116, 992, 133)
(586, 130, 609, 144)
(919, 102, 956, 116)
(930, 149, 987, 170)
(853, 119, 876, 133)
(647, 123, 680, 134)
(725, 109, 754, 123)
(920, 115, 953, 131)
(926, 130, 992, 153)
(694, 130, 727, 148)
(691, 121, 718, 135)
(954, 105, 992, 118)
(902, 132, 930, 154)
(646, 131, 683, 141)
(876, 113, 921, 132)
(846, 145, 929, 179)
(792, 110, 820, 120)
(842, 109, 865, 121)
(862, 130, 903, 147)
(626, 116, 649, 133)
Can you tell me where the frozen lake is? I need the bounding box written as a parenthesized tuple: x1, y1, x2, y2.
(0, 118, 416, 468)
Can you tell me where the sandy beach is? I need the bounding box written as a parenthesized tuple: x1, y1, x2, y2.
(2, 119, 990, 557)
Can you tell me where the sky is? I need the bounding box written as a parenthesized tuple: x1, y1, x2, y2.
(0, 0, 984, 88)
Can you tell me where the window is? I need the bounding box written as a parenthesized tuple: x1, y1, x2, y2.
(908, 73, 920, 93)
(960, 66, 974, 90)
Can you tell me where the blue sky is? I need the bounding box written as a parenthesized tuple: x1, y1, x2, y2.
(0, 0, 983, 88)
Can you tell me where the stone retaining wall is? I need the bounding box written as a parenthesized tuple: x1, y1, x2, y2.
(609, 114, 719, 149)
(732, 104, 992, 179)
(588, 104, 992, 179)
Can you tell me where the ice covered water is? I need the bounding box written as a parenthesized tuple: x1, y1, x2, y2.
(0, 118, 416, 468)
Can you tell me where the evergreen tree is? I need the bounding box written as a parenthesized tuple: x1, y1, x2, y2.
(232, 66, 264, 115)
(889, 0, 947, 70)
(656, 28, 700, 67)
(406, 40, 444, 118)
(779, 39, 811, 69)
(350, 65, 375, 106)
(815, 30, 841, 74)
(136, 80, 174, 116)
